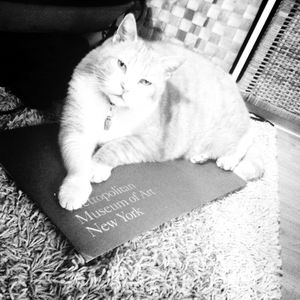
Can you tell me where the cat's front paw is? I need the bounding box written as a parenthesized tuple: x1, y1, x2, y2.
(190, 153, 210, 164)
(58, 174, 92, 210)
(90, 161, 112, 183)
(216, 155, 239, 171)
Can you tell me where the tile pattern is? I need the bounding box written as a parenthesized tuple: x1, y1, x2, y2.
(139, 0, 262, 71)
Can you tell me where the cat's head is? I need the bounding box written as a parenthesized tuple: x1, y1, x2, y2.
(89, 13, 183, 110)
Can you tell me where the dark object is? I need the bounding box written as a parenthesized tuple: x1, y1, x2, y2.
(0, 1, 136, 33)
(0, 33, 90, 109)
(0, 124, 245, 262)
(0, 1, 140, 109)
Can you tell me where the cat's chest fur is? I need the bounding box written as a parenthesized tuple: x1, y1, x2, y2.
(97, 106, 143, 143)
(70, 76, 147, 143)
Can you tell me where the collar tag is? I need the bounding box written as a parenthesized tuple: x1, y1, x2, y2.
(104, 104, 114, 130)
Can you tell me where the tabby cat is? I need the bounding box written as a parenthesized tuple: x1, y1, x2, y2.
(58, 13, 263, 210)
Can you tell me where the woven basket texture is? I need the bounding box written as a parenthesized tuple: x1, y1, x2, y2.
(239, 0, 300, 124)
(138, 0, 262, 72)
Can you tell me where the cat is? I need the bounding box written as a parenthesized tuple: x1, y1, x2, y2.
(58, 13, 263, 210)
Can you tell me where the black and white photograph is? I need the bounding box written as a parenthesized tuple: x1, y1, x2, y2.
(0, 0, 299, 299)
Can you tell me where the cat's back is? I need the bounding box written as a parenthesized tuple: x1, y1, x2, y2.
(149, 40, 226, 80)
(149, 40, 240, 107)
(148, 40, 249, 129)
(150, 40, 236, 91)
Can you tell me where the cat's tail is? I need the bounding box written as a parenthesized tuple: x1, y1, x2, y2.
(233, 135, 264, 181)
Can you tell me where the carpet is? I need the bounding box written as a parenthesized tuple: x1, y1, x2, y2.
(0, 87, 282, 299)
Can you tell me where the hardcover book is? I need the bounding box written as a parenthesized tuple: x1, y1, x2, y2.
(0, 124, 245, 262)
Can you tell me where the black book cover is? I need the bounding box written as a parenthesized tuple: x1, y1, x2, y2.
(0, 124, 245, 262)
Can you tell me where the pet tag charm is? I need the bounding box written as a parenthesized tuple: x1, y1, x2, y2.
(104, 116, 112, 130)
(104, 104, 114, 130)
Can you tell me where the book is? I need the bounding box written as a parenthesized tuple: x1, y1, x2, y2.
(0, 124, 245, 262)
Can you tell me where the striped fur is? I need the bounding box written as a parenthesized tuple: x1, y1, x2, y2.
(58, 14, 263, 210)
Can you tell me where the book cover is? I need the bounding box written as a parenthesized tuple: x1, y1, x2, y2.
(0, 124, 245, 262)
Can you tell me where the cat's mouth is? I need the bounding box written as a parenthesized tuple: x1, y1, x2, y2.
(108, 94, 127, 107)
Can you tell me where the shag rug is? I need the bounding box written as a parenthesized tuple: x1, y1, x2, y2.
(0, 87, 281, 299)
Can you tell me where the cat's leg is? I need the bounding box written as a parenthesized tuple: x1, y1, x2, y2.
(185, 142, 212, 164)
(91, 136, 157, 183)
(58, 131, 96, 210)
(190, 153, 211, 164)
(216, 127, 254, 172)
(216, 154, 241, 171)
(90, 161, 113, 184)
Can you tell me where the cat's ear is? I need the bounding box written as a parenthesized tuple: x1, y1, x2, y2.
(113, 13, 137, 43)
(160, 56, 185, 79)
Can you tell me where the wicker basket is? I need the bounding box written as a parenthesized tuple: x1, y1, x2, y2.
(138, 0, 262, 72)
(238, 0, 300, 130)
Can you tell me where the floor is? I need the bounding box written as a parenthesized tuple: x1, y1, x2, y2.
(278, 127, 300, 299)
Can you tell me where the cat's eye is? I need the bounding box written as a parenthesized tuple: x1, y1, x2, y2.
(139, 79, 152, 86)
(117, 59, 127, 72)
